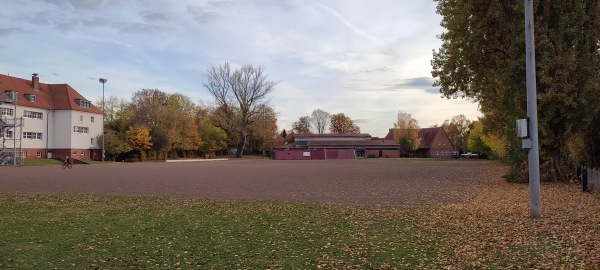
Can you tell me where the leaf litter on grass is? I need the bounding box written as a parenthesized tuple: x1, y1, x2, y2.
(1, 176, 599, 269)
(417, 180, 600, 269)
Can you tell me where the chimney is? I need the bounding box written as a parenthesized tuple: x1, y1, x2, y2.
(32, 73, 40, 91)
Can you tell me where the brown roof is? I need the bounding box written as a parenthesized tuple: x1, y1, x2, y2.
(295, 133, 372, 139)
(417, 127, 444, 148)
(384, 127, 446, 149)
(307, 139, 399, 147)
(0, 74, 103, 114)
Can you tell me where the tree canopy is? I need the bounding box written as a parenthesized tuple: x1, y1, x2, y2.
(393, 112, 421, 152)
(203, 63, 276, 158)
(432, 0, 600, 181)
(310, 109, 331, 134)
(292, 116, 312, 134)
(329, 113, 361, 134)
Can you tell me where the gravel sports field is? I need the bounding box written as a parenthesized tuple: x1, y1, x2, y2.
(0, 159, 505, 206)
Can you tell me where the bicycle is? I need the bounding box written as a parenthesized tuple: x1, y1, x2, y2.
(62, 160, 72, 169)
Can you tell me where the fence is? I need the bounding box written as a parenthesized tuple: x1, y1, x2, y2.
(579, 166, 600, 193)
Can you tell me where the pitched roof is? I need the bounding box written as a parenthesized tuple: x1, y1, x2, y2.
(384, 127, 446, 149)
(0, 74, 102, 114)
(294, 133, 372, 139)
(417, 127, 443, 148)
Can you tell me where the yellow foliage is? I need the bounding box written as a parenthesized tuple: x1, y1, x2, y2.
(126, 126, 153, 161)
(481, 133, 508, 160)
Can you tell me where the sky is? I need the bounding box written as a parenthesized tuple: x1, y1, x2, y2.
(0, 0, 480, 137)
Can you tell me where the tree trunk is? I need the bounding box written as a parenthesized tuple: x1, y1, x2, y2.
(236, 131, 246, 158)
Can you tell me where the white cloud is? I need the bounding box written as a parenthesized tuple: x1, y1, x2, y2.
(0, 0, 480, 137)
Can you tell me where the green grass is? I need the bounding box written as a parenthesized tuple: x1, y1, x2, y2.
(22, 159, 63, 166)
(0, 194, 436, 269)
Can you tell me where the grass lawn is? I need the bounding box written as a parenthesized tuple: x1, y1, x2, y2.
(22, 159, 64, 166)
(1, 182, 599, 269)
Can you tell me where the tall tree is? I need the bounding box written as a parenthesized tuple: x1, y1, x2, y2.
(292, 116, 312, 134)
(203, 63, 276, 158)
(432, 0, 600, 181)
(329, 113, 361, 134)
(393, 112, 420, 152)
(442, 114, 472, 152)
(130, 89, 170, 129)
(310, 108, 330, 134)
(248, 104, 278, 155)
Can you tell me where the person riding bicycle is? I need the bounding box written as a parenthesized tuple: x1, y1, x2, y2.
(64, 155, 70, 166)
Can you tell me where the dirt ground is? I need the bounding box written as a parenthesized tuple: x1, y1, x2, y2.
(0, 159, 506, 206)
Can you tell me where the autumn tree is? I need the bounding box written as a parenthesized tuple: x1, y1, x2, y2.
(442, 114, 472, 152)
(247, 104, 278, 155)
(96, 132, 132, 161)
(126, 126, 153, 161)
(393, 112, 420, 152)
(467, 120, 494, 158)
(150, 128, 170, 160)
(310, 108, 330, 134)
(129, 90, 202, 158)
(292, 116, 312, 134)
(96, 96, 132, 134)
(329, 113, 360, 134)
(203, 63, 276, 158)
(130, 89, 169, 129)
(432, 0, 600, 181)
(164, 93, 202, 157)
(198, 117, 228, 158)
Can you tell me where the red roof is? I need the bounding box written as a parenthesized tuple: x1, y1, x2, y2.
(0, 74, 102, 114)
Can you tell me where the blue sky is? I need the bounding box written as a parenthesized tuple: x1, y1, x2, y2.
(0, 0, 479, 137)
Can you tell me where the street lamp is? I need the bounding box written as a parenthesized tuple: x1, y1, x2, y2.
(99, 78, 107, 162)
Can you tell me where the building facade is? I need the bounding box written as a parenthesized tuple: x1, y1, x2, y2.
(384, 127, 455, 158)
(274, 127, 455, 160)
(273, 133, 402, 160)
(0, 74, 103, 164)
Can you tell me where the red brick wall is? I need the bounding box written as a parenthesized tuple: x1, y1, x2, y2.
(15, 148, 97, 160)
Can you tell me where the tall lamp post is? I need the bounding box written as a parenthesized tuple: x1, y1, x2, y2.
(99, 78, 107, 162)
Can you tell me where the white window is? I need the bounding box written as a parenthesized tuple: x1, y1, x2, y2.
(73, 126, 89, 134)
(26, 94, 37, 102)
(91, 138, 94, 145)
(23, 132, 42, 140)
(80, 151, 85, 156)
(79, 115, 83, 122)
(91, 116, 95, 123)
(4, 130, 13, 138)
(77, 100, 91, 108)
(37, 152, 42, 158)
(436, 150, 439, 156)
(24, 110, 43, 119)
(0, 108, 13, 116)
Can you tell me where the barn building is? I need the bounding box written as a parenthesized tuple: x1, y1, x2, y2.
(384, 127, 455, 158)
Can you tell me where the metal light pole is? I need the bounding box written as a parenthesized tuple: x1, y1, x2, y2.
(99, 78, 107, 162)
(524, 0, 542, 218)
